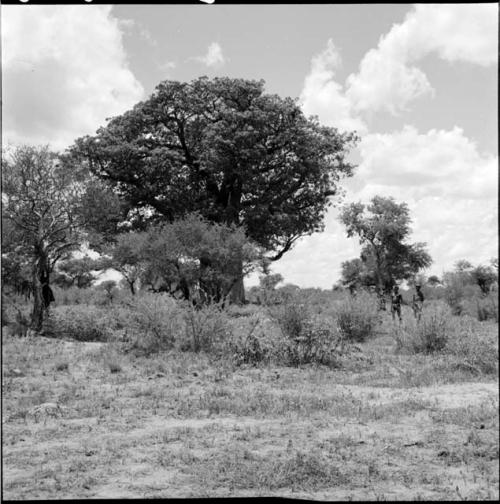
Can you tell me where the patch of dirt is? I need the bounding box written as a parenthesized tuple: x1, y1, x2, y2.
(335, 381, 498, 408)
(3, 335, 498, 501)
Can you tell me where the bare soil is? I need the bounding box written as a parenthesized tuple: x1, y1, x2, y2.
(2, 334, 498, 500)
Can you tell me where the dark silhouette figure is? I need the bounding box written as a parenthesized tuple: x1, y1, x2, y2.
(412, 284, 424, 322)
(40, 271, 55, 308)
(390, 285, 403, 323)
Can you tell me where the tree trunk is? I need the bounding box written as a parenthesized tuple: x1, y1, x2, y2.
(374, 246, 386, 311)
(229, 256, 246, 305)
(31, 260, 45, 332)
(31, 246, 54, 332)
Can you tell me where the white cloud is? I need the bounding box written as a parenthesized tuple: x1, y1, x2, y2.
(299, 40, 366, 134)
(195, 42, 226, 67)
(1, 5, 144, 151)
(348, 125, 498, 275)
(158, 60, 177, 73)
(346, 4, 498, 114)
(355, 126, 497, 200)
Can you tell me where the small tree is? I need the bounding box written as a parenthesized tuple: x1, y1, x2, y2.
(471, 264, 497, 295)
(258, 273, 284, 305)
(427, 275, 441, 287)
(53, 255, 101, 289)
(98, 280, 118, 303)
(2, 146, 86, 331)
(116, 214, 263, 304)
(339, 196, 432, 297)
(102, 232, 148, 295)
(340, 257, 376, 293)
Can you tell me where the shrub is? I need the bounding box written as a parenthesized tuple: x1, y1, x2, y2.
(270, 300, 311, 340)
(270, 300, 345, 367)
(43, 305, 111, 341)
(227, 315, 279, 365)
(393, 302, 451, 354)
(335, 291, 380, 343)
(180, 300, 231, 353)
(462, 294, 498, 322)
(444, 279, 480, 316)
(445, 316, 498, 375)
(126, 293, 182, 354)
(284, 316, 343, 367)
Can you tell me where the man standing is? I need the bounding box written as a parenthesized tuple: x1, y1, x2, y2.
(391, 285, 403, 323)
(412, 284, 424, 322)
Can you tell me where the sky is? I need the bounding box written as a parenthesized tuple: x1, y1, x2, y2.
(2, 3, 498, 289)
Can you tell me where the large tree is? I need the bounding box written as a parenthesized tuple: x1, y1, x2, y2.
(339, 196, 432, 296)
(70, 76, 358, 302)
(2, 145, 87, 330)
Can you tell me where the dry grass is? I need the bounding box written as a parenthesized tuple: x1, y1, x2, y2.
(2, 306, 499, 500)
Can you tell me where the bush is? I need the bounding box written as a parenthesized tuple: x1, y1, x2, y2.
(270, 301, 311, 340)
(394, 302, 451, 354)
(269, 300, 344, 367)
(335, 291, 380, 343)
(43, 305, 112, 341)
(180, 300, 231, 353)
(227, 314, 280, 366)
(126, 293, 182, 354)
(445, 316, 498, 375)
(461, 294, 498, 322)
(284, 316, 343, 367)
(444, 280, 480, 316)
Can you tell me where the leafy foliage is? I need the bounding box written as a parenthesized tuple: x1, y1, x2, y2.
(336, 291, 380, 343)
(180, 300, 231, 353)
(125, 293, 182, 354)
(339, 196, 432, 293)
(2, 146, 87, 330)
(393, 302, 451, 354)
(53, 255, 102, 289)
(117, 213, 263, 303)
(71, 76, 358, 264)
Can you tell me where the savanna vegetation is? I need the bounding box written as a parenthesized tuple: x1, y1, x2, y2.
(2, 76, 498, 500)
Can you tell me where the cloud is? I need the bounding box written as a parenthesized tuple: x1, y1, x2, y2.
(194, 42, 226, 67)
(355, 126, 497, 200)
(158, 60, 177, 73)
(299, 40, 367, 134)
(347, 125, 498, 274)
(1, 5, 144, 151)
(346, 4, 498, 114)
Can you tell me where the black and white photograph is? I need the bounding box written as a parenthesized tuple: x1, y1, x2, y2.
(1, 1, 498, 500)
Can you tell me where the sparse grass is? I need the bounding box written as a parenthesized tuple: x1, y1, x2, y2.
(2, 300, 498, 501)
(198, 446, 351, 491)
(54, 360, 69, 372)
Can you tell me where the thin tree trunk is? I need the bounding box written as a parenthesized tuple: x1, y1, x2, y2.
(31, 260, 45, 332)
(229, 256, 246, 305)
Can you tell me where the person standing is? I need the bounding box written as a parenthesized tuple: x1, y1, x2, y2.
(391, 285, 403, 323)
(412, 284, 424, 322)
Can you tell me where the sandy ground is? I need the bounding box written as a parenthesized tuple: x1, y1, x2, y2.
(2, 335, 499, 500)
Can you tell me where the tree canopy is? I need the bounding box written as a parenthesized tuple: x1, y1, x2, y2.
(70, 76, 358, 261)
(2, 145, 88, 329)
(103, 214, 263, 303)
(339, 195, 432, 293)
